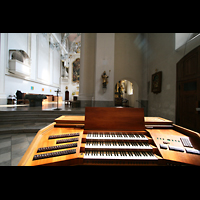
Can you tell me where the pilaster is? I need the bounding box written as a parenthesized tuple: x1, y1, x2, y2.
(0, 33, 7, 104)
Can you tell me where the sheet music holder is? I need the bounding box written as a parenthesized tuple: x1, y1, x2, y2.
(84, 107, 145, 131)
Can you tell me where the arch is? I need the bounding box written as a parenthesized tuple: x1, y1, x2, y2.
(11, 51, 24, 62)
(114, 77, 139, 108)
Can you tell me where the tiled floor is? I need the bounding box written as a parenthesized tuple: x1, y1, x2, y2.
(0, 122, 52, 133)
(0, 132, 37, 166)
(0, 102, 85, 166)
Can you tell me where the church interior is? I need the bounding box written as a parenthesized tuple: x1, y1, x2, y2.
(0, 33, 200, 166)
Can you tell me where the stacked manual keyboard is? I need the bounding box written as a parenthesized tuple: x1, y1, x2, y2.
(81, 131, 158, 166)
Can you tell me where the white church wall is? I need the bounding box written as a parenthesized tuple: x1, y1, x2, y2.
(8, 33, 28, 53)
(94, 33, 115, 103)
(79, 33, 143, 108)
(52, 46, 61, 86)
(30, 33, 37, 81)
(36, 33, 50, 84)
(5, 75, 56, 96)
(3, 33, 61, 100)
(79, 33, 115, 107)
(114, 33, 143, 108)
(146, 33, 182, 122)
(146, 33, 200, 122)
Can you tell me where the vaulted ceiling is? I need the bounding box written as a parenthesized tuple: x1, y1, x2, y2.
(60, 33, 81, 54)
(61, 33, 81, 43)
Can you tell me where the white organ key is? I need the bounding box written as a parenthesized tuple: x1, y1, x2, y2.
(84, 150, 158, 160)
(86, 132, 148, 141)
(85, 141, 152, 150)
(84, 131, 158, 164)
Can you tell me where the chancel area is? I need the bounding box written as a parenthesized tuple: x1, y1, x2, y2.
(0, 33, 200, 166)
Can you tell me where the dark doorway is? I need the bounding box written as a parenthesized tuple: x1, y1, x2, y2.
(176, 46, 200, 132)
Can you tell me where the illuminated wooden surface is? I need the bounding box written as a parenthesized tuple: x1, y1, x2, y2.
(18, 114, 200, 166)
(144, 117, 173, 125)
(148, 128, 200, 166)
(55, 115, 85, 124)
(18, 122, 55, 166)
(54, 116, 172, 126)
(18, 125, 83, 166)
(85, 107, 145, 131)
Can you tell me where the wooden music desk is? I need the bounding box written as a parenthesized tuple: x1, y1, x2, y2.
(18, 108, 200, 166)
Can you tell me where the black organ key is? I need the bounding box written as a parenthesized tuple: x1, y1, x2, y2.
(128, 134, 134, 138)
(84, 150, 158, 160)
(88, 133, 92, 137)
(122, 133, 128, 137)
(141, 152, 147, 156)
(86, 132, 147, 140)
(111, 132, 115, 137)
(93, 132, 98, 137)
(135, 134, 140, 138)
(140, 134, 145, 138)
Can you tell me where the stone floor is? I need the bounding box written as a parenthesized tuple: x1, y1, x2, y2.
(0, 101, 85, 166)
(0, 122, 51, 133)
(0, 132, 37, 166)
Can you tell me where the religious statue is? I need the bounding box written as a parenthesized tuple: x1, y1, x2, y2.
(101, 71, 109, 88)
(115, 80, 124, 98)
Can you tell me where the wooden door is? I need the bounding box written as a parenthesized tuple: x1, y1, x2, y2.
(176, 46, 200, 133)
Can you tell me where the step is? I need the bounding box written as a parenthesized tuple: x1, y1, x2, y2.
(0, 114, 67, 118)
(0, 123, 51, 134)
(0, 109, 85, 135)
(0, 111, 84, 119)
(0, 118, 57, 123)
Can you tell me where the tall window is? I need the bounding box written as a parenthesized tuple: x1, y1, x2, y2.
(175, 33, 200, 50)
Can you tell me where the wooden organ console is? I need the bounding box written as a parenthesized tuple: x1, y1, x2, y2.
(18, 107, 200, 166)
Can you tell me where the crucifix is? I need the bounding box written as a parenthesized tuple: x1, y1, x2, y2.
(54, 88, 61, 110)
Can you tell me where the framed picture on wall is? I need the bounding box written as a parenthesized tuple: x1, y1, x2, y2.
(151, 71, 162, 94)
(72, 58, 80, 83)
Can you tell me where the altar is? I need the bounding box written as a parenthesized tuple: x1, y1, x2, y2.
(25, 94, 47, 107)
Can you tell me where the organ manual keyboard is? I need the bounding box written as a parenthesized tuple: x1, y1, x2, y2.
(18, 107, 200, 166)
(80, 107, 160, 165)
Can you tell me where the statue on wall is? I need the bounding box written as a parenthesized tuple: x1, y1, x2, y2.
(101, 71, 109, 88)
(72, 58, 80, 83)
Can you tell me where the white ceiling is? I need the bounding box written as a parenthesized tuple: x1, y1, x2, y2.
(61, 33, 81, 43)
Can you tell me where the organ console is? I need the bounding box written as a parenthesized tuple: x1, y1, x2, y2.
(18, 107, 200, 166)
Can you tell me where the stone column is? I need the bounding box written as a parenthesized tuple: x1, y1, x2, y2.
(94, 33, 115, 107)
(79, 33, 96, 107)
